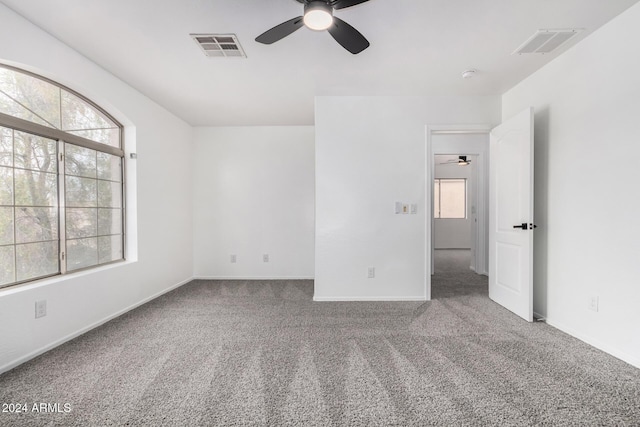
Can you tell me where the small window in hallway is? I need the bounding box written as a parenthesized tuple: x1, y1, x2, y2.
(434, 178, 466, 219)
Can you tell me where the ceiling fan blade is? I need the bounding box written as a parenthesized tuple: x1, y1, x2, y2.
(327, 17, 370, 54)
(332, 0, 370, 10)
(255, 16, 304, 44)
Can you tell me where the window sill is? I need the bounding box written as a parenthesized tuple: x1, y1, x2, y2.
(0, 259, 137, 297)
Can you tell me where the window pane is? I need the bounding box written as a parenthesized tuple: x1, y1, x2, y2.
(65, 144, 96, 178)
(97, 152, 121, 182)
(434, 180, 440, 218)
(14, 131, 57, 173)
(98, 180, 122, 208)
(98, 235, 122, 264)
(0, 68, 61, 129)
(0, 206, 14, 245)
(15, 207, 58, 244)
(0, 166, 13, 205)
(67, 237, 97, 271)
(98, 208, 122, 236)
(0, 126, 12, 167)
(65, 176, 97, 207)
(67, 129, 120, 148)
(439, 179, 466, 219)
(61, 90, 119, 148)
(14, 169, 57, 207)
(0, 92, 53, 128)
(16, 240, 58, 281)
(0, 245, 15, 285)
(66, 208, 97, 239)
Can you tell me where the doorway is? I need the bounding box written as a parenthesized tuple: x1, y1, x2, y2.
(425, 111, 535, 320)
(433, 154, 476, 274)
(425, 126, 490, 300)
(433, 153, 478, 298)
(432, 153, 487, 299)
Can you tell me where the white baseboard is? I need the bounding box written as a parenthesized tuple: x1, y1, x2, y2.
(545, 317, 640, 369)
(0, 276, 193, 375)
(313, 296, 427, 302)
(193, 276, 315, 280)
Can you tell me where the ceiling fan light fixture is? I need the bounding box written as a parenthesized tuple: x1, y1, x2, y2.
(255, 0, 370, 53)
(304, 1, 334, 31)
(457, 155, 470, 166)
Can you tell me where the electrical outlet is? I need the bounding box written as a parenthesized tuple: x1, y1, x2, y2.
(35, 300, 47, 319)
(263, 254, 269, 263)
(588, 295, 599, 312)
(230, 254, 237, 263)
(410, 204, 417, 214)
(367, 267, 375, 278)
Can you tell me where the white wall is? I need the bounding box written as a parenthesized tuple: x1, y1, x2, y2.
(0, 4, 193, 373)
(502, 2, 640, 368)
(434, 157, 474, 249)
(315, 96, 500, 300)
(193, 126, 315, 279)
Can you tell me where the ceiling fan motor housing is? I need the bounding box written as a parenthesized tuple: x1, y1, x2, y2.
(304, 1, 334, 31)
(304, 0, 332, 10)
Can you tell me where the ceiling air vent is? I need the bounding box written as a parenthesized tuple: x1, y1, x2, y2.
(513, 29, 582, 55)
(191, 34, 247, 58)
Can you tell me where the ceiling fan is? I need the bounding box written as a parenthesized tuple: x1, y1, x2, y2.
(439, 156, 472, 166)
(255, 0, 371, 54)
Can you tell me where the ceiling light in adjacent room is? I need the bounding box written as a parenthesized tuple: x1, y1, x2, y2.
(304, 1, 334, 31)
(457, 156, 470, 166)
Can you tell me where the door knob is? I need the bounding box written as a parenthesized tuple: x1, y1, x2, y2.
(513, 223, 538, 230)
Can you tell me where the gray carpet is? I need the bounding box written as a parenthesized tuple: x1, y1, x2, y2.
(1, 273, 639, 425)
(434, 249, 473, 274)
(432, 249, 486, 299)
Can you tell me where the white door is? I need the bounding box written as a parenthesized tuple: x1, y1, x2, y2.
(489, 107, 534, 321)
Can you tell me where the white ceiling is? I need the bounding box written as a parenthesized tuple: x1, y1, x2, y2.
(2, 0, 638, 126)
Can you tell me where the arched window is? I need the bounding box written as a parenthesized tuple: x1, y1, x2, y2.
(0, 64, 124, 288)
